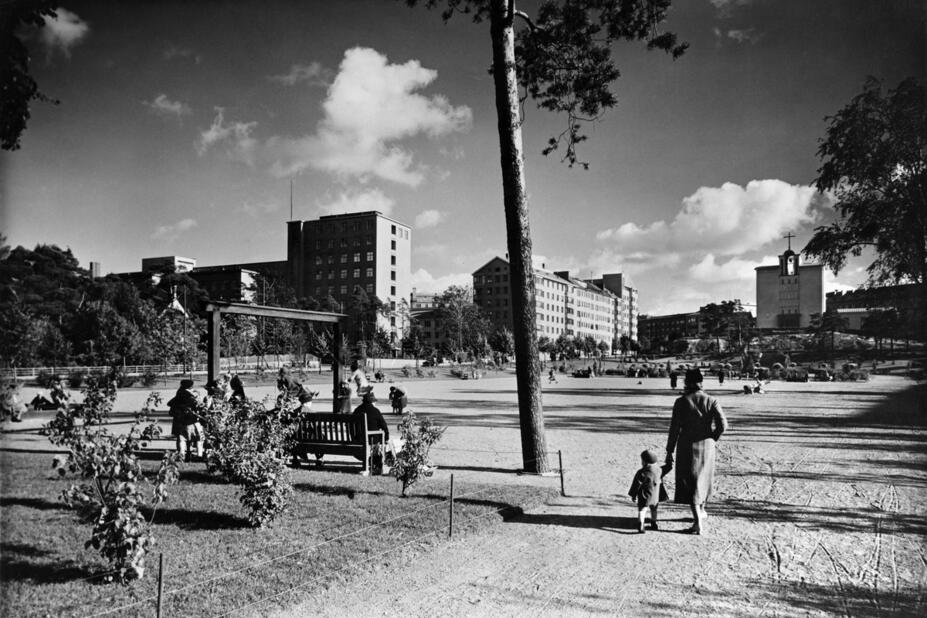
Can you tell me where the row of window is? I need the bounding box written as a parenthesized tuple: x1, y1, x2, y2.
(312, 284, 399, 297)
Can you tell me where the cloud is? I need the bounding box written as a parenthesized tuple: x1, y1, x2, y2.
(144, 94, 192, 120)
(597, 180, 827, 260)
(241, 200, 280, 218)
(268, 62, 331, 86)
(163, 44, 201, 64)
(727, 28, 761, 44)
(709, 0, 754, 18)
(196, 107, 259, 165)
(265, 47, 472, 185)
(316, 188, 395, 217)
(152, 218, 197, 242)
(39, 8, 90, 59)
(687, 254, 778, 283)
(410, 268, 473, 294)
(414, 209, 445, 229)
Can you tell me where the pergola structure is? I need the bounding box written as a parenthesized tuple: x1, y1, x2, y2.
(205, 301, 347, 413)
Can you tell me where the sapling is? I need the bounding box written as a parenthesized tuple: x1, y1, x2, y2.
(391, 410, 446, 496)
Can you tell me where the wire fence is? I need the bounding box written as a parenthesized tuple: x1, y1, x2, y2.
(70, 449, 565, 618)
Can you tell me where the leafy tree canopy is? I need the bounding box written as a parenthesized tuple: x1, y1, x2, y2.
(0, 1, 59, 151)
(804, 77, 927, 286)
(405, 0, 685, 168)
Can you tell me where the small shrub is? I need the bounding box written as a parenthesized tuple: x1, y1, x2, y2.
(427, 370, 437, 378)
(200, 398, 296, 527)
(42, 384, 180, 583)
(415, 367, 425, 378)
(67, 368, 87, 389)
(141, 368, 159, 387)
(35, 369, 56, 389)
(392, 410, 446, 496)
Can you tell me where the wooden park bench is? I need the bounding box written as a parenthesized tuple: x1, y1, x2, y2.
(291, 413, 384, 475)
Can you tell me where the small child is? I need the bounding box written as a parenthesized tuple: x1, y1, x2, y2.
(628, 449, 671, 533)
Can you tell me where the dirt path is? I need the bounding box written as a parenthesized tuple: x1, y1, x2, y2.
(266, 375, 926, 617)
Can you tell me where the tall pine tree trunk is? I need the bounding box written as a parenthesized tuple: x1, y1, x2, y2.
(490, 0, 549, 473)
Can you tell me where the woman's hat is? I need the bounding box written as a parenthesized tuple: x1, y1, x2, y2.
(180, 378, 195, 389)
(362, 389, 377, 403)
(684, 368, 703, 385)
(641, 449, 658, 464)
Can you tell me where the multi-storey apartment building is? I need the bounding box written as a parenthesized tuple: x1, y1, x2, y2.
(472, 256, 638, 349)
(286, 211, 412, 343)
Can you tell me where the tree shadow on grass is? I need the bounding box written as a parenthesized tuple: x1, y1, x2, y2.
(0, 495, 69, 511)
(142, 507, 249, 530)
(0, 541, 97, 583)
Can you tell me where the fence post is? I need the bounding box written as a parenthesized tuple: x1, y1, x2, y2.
(157, 553, 165, 618)
(448, 474, 455, 538)
(559, 450, 565, 497)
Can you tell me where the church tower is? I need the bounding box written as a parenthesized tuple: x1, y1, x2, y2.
(755, 233, 823, 330)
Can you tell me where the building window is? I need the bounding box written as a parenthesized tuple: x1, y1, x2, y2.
(315, 256, 322, 265)
(391, 224, 396, 234)
(366, 267, 373, 277)
(327, 255, 334, 264)
(353, 268, 360, 278)
(390, 286, 396, 296)
(390, 271, 396, 281)
(391, 240, 396, 250)
(366, 251, 374, 261)
(340, 285, 347, 295)
(390, 316, 396, 326)
(314, 272, 322, 280)
(340, 254, 347, 263)
(353, 252, 360, 262)
(391, 255, 396, 266)
(365, 283, 374, 293)
(327, 271, 334, 280)
(340, 269, 347, 279)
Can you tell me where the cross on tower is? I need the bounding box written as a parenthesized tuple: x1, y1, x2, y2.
(784, 232, 795, 251)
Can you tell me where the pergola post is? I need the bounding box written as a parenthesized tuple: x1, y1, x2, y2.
(207, 309, 222, 384)
(204, 302, 346, 393)
(332, 321, 341, 413)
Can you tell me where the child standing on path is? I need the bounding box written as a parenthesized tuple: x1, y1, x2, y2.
(628, 449, 671, 533)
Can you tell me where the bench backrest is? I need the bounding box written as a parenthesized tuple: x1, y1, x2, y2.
(294, 413, 368, 444)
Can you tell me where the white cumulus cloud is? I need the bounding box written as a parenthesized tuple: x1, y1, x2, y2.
(268, 62, 330, 86)
(144, 94, 192, 120)
(266, 47, 472, 185)
(597, 179, 826, 259)
(414, 209, 445, 228)
(316, 188, 395, 217)
(410, 268, 473, 294)
(39, 8, 90, 59)
(196, 107, 258, 165)
(152, 218, 197, 242)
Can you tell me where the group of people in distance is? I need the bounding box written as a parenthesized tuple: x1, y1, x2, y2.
(167, 373, 246, 461)
(629, 368, 728, 535)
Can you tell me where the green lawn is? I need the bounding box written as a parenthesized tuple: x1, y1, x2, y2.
(0, 451, 554, 617)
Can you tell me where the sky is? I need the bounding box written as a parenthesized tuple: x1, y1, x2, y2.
(2, 0, 924, 316)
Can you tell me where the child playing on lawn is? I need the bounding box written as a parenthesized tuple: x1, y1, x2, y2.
(628, 449, 672, 533)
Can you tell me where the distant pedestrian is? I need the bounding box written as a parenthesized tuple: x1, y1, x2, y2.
(548, 368, 558, 384)
(229, 374, 246, 401)
(628, 449, 671, 533)
(669, 370, 678, 389)
(388, 386, 407, 415)
(718, 369, 725, 385)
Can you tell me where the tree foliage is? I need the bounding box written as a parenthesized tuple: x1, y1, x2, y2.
(804, 77, 927, 286)
(42, 379, 180, 582)
(0, 1, 59, 151)
(406, 0, 686, 167)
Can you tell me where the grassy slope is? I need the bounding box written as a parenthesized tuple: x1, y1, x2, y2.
(0, 451, 553, 617)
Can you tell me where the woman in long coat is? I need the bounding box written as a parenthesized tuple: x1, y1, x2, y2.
(665, 368, 728, 534)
